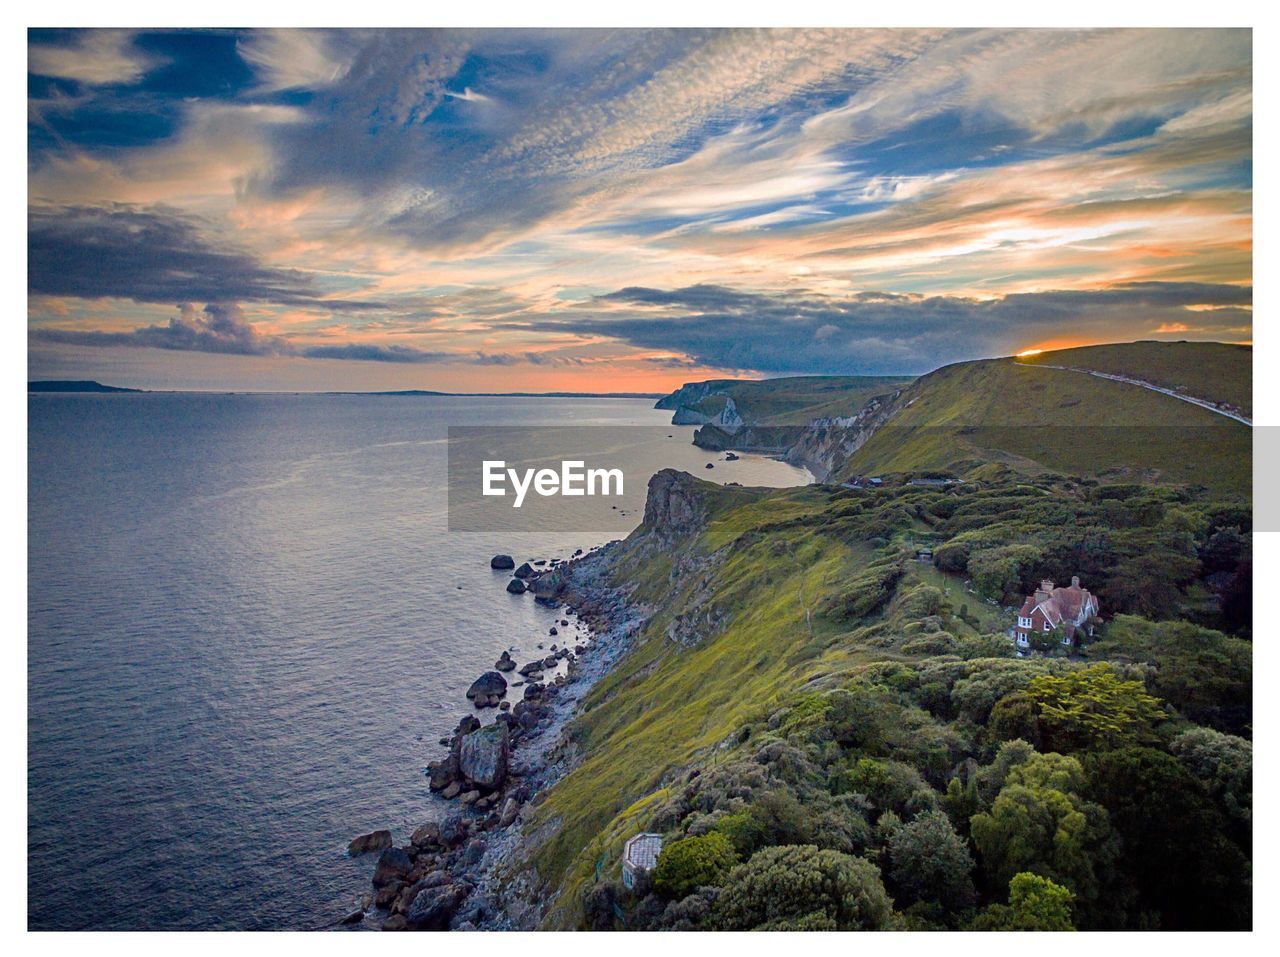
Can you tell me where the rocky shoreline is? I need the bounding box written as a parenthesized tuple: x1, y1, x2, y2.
(343, 544, 645, 931)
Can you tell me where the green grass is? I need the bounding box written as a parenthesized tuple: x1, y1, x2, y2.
(1016, 341, 1251, 417)
(839, 356, 1250, 495)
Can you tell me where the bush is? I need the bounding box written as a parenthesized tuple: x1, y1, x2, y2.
(653, 832, 738, 899)
(712, 845, 893, 931)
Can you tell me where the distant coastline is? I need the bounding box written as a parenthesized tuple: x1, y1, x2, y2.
(28, 380, 664, 399)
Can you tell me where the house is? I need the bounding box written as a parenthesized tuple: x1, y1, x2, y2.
(1015, 576, 1099, 651)
(622, 833, 663, 890)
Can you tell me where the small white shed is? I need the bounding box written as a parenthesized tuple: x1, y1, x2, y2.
(622, 833, 664, 889)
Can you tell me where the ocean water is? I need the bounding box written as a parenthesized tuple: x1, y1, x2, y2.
(27, 393, 810, 931)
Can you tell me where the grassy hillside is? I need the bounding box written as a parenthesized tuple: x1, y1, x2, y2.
(1016, 341, 1251, 418)
(658, 375, 913, 425)
(837, 355, 1250, 495)
(520, 469, 1251, 930)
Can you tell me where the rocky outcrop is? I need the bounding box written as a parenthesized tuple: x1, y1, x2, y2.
(783, 391, 904, 480)
(642, 469, 712, 545)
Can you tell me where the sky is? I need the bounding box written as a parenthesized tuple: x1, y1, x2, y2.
(28, 28, 1252, 392)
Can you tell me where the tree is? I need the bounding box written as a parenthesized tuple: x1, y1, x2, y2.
(991, 664, 1164, 753)
(712, 845, 894, 931)
(885, 810, 976, 910)
(969, 753, 1117, 910)
(713, 810, 768, 858)
(1171, 727, 1252, 826)
(1084, 747, 1250, 930)
(653, 832, 738, 899)
(969, 873, 1075, 931)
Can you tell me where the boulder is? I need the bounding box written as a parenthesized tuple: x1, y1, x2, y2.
(341, 909, 365, 925)
(490, 554, 515, 570)
(410, 823, 440, 848)
(382, 914, 408, 931)
(549, 627, 558, 636)
(439, 816, 469, 848)
(494, 651, 516, 672)
(506, 578, 527, 594)
(347, 829, 392, 857)
(513, 562, 535, 579)
(374, 882, 402, 909)
(466, 671, 507, 701)
(462, 837, 487, 865)
(517, 661, 543, 677)
(456, 715, 481, 735)
(405, 883, 469, 931)
(458, 722, 510, 790)
(499, 798, 521, 828)
(441, 781, 462, 800)
(372, 847, 413, 888)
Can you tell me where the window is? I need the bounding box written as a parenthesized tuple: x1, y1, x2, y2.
(1043, 621, 1051, 632)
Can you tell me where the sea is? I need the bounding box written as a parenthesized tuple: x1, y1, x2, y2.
(27, 393, 811, 930)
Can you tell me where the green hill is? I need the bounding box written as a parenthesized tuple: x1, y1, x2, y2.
(837, 351, 1250, 496)
(656, 375, 913, 425)
(519, 466, 1251, 931)
(1015, 341, 1251, 418)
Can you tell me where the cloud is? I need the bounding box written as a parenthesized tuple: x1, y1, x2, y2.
(32, 303, 292, 356)
(520, 281, 1254, 375)
(29, 30, 163, 86)
(28, 203, 380, 309)
(236, 29, 359, 92)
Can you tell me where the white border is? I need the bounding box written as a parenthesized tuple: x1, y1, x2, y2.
(6, 4, 1270, 953)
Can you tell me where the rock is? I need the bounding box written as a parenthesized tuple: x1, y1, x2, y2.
(455, 920, 477, 932)
(462, 837, 487, 865)
(705, 462, 715, 469)
(405, 883, 469, 931)
(382, 914, 408, 931)
(348, 829, 392, 857)
(549, 627, 558, 636)
(410, 823, 440, 848)
(460, 790, 480, 805)
(561, 619, 570, 625)
(458, 722, 510, 790)
(514, 562, 535, 579)
(523, 682, 544, 701)
(341, 909, 365, 925)
(490, 554, 515, 570)
(506, 578, 527, 594)
(518, 661, 543, 677)
(456, 715, 481, 735)
(494, 651, 516, 671)
(499, 798, 520, 827)
(374, 882, 402, 909)
(427, 761, 454, 791)
(372, 847, 413, 888)
(499, 701, 510, 711)
(442, 781, 462, 800)
(466, 671, 507, 701)
(439, 816, 469, 848)
(542, 655, 558, 669)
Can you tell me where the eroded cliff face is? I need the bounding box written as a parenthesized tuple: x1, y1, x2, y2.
(783, 391, 905, 481)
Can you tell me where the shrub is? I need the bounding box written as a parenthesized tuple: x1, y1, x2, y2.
(712, 845, 893, 930)
(653, 832, 738, 899)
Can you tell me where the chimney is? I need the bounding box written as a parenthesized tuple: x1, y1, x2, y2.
(1035, 579, 1053, 603)
(1071, 575, 1081, 588)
